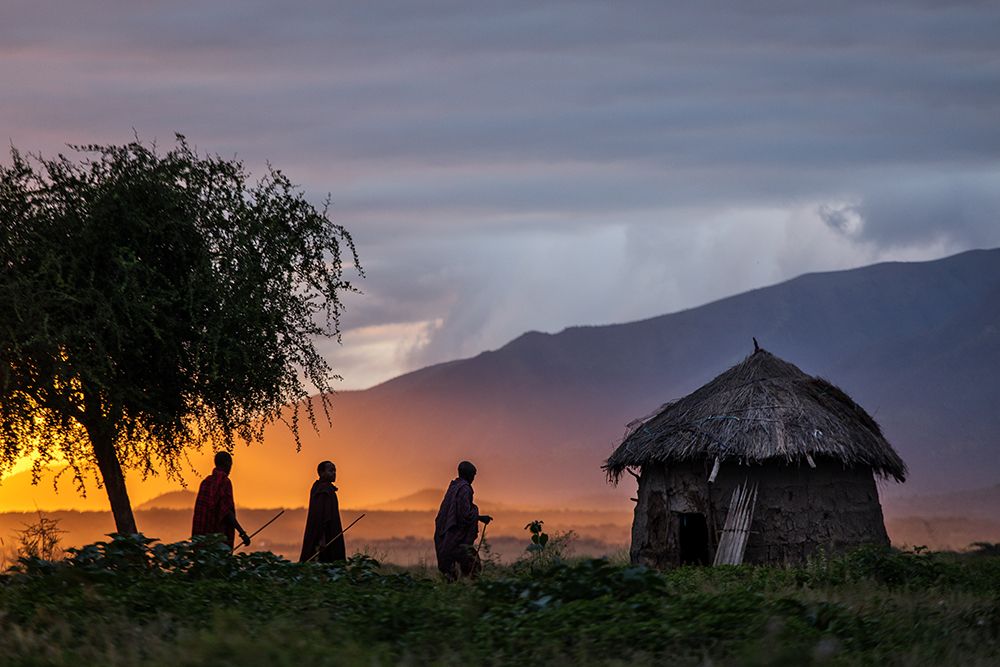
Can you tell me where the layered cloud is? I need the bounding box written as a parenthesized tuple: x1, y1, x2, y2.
(3, 0, 999, 387)
(821, 173, 1000, 248)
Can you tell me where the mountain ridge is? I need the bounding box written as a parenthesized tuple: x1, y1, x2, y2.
(338, 247, 1000, 503)
(3, 248, 998, 512)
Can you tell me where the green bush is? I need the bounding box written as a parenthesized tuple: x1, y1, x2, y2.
(1, 535, 998, 665)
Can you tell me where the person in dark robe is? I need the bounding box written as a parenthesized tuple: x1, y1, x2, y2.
(434, 460, 492, 580)
(192, 451, 250, 549)
(299, 460, 347, 563)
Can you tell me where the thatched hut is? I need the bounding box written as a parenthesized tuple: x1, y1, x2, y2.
(605, 345, 906, 567)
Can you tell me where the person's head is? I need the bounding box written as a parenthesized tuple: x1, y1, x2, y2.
(214, 451, 233, 473)
(318, 460, 336, 483)
(457, 460, 477, 483)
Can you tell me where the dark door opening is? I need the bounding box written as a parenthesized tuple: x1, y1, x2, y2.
(678, 512, 710, 565)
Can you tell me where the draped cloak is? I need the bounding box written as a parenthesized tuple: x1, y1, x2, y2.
(299, 480, 346, 563)
(191, 468, 236, 548)
(434, 477, 480, 577)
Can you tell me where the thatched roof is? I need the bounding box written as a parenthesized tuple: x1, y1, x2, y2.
(605, 347, 907, 483)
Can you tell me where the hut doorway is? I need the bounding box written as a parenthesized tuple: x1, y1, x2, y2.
(678, 513, 710, 565)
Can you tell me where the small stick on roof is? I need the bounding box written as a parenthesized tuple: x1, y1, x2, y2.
(752, 336, 760, 353)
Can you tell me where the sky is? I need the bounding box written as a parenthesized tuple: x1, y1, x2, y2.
(3, 0, 1000, 390)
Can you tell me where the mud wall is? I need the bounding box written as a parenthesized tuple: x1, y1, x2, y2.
(630, 458, 890, 567)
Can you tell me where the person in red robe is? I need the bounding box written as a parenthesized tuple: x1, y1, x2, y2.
(434, 461, 492, 580)
(299, 460, 347, 563)
(191, 452, 250, 549)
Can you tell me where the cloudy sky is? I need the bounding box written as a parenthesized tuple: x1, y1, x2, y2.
(4, 0, 999, 388)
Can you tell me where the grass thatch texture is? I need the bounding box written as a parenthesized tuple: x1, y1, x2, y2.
(606, 349, 907, 482)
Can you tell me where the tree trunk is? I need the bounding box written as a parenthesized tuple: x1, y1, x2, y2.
(89, 426, 138, 535)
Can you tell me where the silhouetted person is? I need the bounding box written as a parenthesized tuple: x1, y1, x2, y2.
(299, 460, 346, 563)
(434, 460, 492, 580)
(192, 451, 250, 549)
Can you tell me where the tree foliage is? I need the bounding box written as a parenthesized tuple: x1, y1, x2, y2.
(0, 136, 360, 532)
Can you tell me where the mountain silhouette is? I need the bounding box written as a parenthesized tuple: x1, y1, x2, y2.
(136, 490, 198, 511)
(4, 248, 998, 513)
(260, 247, 1000, 508)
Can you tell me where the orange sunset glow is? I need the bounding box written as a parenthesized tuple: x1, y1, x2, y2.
(3, 2, 1000, 663)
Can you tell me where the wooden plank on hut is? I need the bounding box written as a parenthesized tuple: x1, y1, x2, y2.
(713, 480, 758, 566)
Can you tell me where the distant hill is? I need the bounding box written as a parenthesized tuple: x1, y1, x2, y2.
(258, 247, 1000, 507)
(883, 484, 1000, 521)
(366, 487, 512, 511)
(0, 466, 178, 513)
(137, 490, 197, 511)
(3, 248, 998, 514)
(368, 488, 446, 511)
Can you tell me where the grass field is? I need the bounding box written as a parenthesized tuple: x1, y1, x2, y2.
(1, 535, 998, 666)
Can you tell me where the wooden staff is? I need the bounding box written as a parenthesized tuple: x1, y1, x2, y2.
(305, 513, 366, 563)
(233, 509, 285, 552)
(476, 522, 489, 552)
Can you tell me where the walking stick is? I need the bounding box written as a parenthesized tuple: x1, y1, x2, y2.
(476, 522, 488, 552)
(305, 513, 366, 563)
(233, 509, 285, 552)
(470, 521, 491, 577)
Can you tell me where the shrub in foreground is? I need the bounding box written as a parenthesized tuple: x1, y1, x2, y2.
(1, 535, 998, 666)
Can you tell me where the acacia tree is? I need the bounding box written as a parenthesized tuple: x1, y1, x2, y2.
(0, 136, 360, 533)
